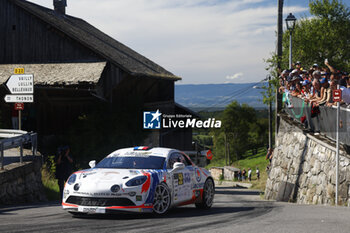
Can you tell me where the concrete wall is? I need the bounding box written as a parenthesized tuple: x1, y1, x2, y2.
(210, 166, 239, 181)
(265, 116, 350, 206)
(0, 159, 46, 205)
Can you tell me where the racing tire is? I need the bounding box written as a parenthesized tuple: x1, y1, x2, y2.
(195, 178, 215, 209)
(153, 182, 171, 215)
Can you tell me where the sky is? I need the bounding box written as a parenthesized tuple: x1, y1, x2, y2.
(27, 0, 311, 84)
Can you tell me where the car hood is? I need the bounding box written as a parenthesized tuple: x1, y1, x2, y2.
(74, 168, 145, 185)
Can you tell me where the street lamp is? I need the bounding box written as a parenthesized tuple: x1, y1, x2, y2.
(285, 13, 297, 69)
(253, 77, 272, 151)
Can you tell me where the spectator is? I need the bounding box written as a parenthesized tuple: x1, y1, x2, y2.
(326, 79, 339, 107)
(300, 80, 312, 99)
(266, 148, 274, 163)
(279, 60, 349, 109)
(312, 70, 322, 81)
(317, 78, 331, 105)
(339, 77, 350, 106)
(11, 104, 19, 129)
(292, 81, 302, 97)
(248, 168, 252, 182)
(237, 169, 242, 181)
(242, 169, 246, 181)
(55, 146, 73, 198)
(312, 63, 320, 71)
(256, 167, 260, 180)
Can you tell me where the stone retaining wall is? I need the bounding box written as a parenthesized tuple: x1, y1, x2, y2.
(265, 115, 350, 206)
(0, 158, 47, 205)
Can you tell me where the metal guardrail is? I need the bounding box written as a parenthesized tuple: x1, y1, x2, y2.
(0, 129, 38, 170)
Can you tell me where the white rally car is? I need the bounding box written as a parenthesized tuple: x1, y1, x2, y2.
(62, 147, 215, 215)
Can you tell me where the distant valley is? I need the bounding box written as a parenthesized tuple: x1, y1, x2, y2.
(175, 83, 266, 111)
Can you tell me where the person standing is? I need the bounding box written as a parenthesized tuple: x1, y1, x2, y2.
(11, 104, 19, 129)
(55, 146, 73, 198)
(237, 169, 241, 181)
(256, 167, 260, 180)
(248, 168, 252, 182)
(242, 169, 246, 181)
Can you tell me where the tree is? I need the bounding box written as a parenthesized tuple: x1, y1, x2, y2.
(221, 101, 256, 162)
(281, 0, 350, 71)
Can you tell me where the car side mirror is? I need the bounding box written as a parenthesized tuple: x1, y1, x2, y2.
(89, 160, 96, 168)
(172, 162, 185, 172)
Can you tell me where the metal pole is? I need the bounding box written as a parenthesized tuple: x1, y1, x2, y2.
(18, 110, 22, 130)
(228, 141, 230, 166)
(336, 84, 340, 206)
(289, 31, 292, 69)
(224, 133, 227, 166)
(20, 138, 23, 164)
(276, 0, 284, 149)
(277, 0, 283, 71)
(268, 76, 273, 150)
(0, 142, 4, 170)
(195, 141, 198, 165)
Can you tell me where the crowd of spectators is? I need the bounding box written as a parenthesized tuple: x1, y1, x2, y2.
(279, 60, 350, 108)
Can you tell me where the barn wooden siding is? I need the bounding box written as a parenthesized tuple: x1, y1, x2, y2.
(0, 0, 102, 64)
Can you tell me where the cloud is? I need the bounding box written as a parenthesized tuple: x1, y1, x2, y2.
(27, 0, 309, 84)
(226, 72, 244, 80)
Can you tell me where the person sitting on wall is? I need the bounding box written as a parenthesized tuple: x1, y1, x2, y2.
(266, 148, 274, 164)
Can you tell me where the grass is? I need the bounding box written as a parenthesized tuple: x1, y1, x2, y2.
(207, 147, 270, 192)
(41, 166, 61, 201)
(232, 148, 269, 191)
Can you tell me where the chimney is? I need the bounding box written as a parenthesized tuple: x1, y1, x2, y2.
(53, 0, 67, 14)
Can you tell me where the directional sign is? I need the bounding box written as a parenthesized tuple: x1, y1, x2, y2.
(6, 74, 34, 94)
(206, 150, 213, 160)
(4, 95, 34, 103)
(14, 103, 24, 110)
(333, 89, 342, 102)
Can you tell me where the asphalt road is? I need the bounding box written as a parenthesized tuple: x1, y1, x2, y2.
(1, 186, 349, 233)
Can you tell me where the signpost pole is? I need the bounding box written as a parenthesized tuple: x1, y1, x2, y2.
(335, 85, 340, 206)
(18, 109, 22, 130)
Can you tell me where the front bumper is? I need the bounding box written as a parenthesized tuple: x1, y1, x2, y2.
(62, 196, 154, 214)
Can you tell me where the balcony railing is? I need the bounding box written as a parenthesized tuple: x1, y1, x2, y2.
(283, 96, 350, 146)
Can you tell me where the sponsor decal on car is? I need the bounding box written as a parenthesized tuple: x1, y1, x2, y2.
(195, 168, 201, 182)
(141, 172, 151, 193)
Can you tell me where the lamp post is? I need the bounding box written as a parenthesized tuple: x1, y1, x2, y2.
(253, 77, 272, 151)
(285, 13, 297, 69)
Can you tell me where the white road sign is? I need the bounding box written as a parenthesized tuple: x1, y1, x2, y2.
(4, 95, 34, 103)
(6, 74, 34, 94)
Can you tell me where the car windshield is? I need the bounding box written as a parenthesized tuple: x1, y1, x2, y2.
(95, 156, 165, 169)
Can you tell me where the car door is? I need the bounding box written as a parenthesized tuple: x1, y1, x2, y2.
(168, 153, 193, 205)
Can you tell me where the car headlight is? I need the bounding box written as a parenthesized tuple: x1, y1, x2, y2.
(67, 174, 76, 185)
(125, 176, 148, 187)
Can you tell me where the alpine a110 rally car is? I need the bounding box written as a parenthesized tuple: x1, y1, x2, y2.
(62, 147, 215, 215)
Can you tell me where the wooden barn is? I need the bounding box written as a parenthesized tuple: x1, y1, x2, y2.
(0, 0, 194, 152)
